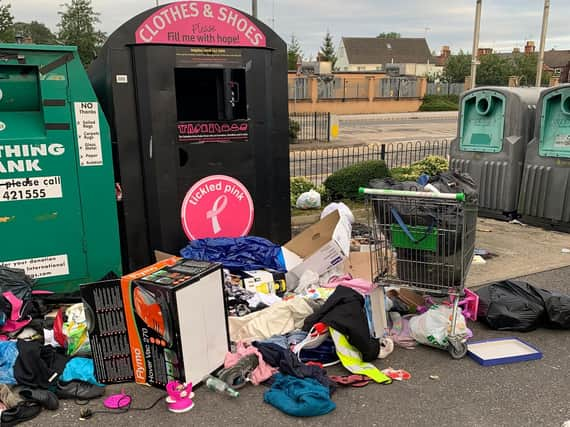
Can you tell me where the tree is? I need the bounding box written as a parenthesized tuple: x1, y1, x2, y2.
(443, 52, 471, 83)
(319, 31, 337, 68)
(287, 34, 303, 71)
(14, 21, 57, 44)
(377, 32, 401, 38)
(476, 53, 513, 86)
(512, 53, 551, 86)
(0, 1, 14, 43)
(57, 0, 106, 66)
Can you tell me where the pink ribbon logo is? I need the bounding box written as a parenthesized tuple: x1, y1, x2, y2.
(206, 195, 228, 234)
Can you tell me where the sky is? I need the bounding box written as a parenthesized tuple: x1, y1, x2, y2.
(7, 0, 570, 58)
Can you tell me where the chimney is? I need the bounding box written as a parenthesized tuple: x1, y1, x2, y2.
(525, 41, 536, 55)
(513, 47, 521, 54)
(477, 48, 493, 56)
(441, 46, 451, 59)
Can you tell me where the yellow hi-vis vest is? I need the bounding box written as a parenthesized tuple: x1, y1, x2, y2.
(329, 327, 392, 384)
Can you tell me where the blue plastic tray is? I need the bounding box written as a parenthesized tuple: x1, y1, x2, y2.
(467, 337, 543, 366)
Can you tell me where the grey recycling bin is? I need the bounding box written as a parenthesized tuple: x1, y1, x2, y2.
(450, 87, 542, 217)
(518, 84, 570, 228)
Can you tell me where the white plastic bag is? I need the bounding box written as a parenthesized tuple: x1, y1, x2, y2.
(296, 190, 321, 209)
(320, 202, 355, 224)
(409, 305, 467, 348)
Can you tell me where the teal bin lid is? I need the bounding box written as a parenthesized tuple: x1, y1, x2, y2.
(539, 87, 570, 159)
(459, 90, 506, 153)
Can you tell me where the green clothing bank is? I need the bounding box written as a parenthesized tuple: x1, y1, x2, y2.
(0, 43, 121, 293)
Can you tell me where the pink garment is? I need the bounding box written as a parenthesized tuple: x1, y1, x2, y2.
(322, 274, 375, 295)
(1, 292, 31, 333)
(224, 341, 277, 385)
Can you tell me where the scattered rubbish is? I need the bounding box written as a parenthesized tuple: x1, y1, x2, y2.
(473, 248, 497, 259)
(329, 374, 370, 388)
(381, 368, 411, 381)
(476, 227, 493, 233)
(508, 219, 527, 226)
(321, 202, 355, 224)
(296, 190, 322, 210)
(409, 305, 468, 350)
(472, 255, 487, 265)
(467, 338, 542, 366)
(205, 376, 240, 398)
(477, 280, 570, 331)
(103, 392, 132, 409)
(165, 381, 195, 413)
(562, 248, 570, 254)
(429, 375, 440, 380)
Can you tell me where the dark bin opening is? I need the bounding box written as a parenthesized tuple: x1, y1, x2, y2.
(175, 68, 247, 122)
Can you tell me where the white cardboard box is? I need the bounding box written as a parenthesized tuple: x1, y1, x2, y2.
(283, 210, 351, 279)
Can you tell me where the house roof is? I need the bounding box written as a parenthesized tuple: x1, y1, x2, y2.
(496, 50, 570, 68)
(544, 50, 570, 68)
(341, 37, 435, 65)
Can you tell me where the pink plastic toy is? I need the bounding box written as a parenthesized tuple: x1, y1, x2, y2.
(165, 381, 194, 413)
(450, 289, 479, 321)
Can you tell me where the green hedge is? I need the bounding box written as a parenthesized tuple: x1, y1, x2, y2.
(389, 155, 449, 181)
(419, 94, 459, 112)
(324, 160, 389, 200)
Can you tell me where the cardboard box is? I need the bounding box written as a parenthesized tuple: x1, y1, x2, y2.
(122, 258, 228, 388)
(283, 210, 351, 279)
(81, 257, 229, 389)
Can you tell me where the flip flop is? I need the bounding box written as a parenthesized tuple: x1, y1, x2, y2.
(381, 368, 411, 381)
(329, 375, 371, 387)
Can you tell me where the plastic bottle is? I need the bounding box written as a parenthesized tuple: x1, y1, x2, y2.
(205, 376, 240, 398)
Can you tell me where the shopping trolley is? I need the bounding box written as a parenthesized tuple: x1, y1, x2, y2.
(359, 187, 477, 359)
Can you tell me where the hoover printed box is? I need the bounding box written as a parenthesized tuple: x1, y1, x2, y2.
(81, 257, 229, 389)
(122, 257, 229, 388)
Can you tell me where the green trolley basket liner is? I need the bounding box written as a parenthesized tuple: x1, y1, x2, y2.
(390, 224, 438, 252)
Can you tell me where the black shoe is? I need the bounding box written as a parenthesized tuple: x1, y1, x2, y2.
(19, 388, 59, 410)
(0, 401, 42, 427)
(55, 380, 105, 400)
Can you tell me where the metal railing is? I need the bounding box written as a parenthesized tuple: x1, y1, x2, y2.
(289, 112, 330, 142)
(427, 82, 464, 96)
(290, 139, 451, 185)
(376, 77, 420, 98)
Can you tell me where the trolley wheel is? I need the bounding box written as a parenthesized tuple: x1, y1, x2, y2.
(448, 338, 468, 360)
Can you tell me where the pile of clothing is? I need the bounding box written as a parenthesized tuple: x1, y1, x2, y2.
(0, 267, 106, 426)
(219, 283, 396, 417)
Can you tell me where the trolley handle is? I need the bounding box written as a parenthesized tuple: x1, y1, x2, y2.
(359, 187, 466, 201)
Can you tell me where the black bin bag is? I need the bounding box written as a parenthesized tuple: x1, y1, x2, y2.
(477, 280, 552, 331)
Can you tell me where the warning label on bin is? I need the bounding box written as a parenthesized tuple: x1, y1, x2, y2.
(74, 102, 103, 167)
(554, 134, 570, 147)
(0, 254, 69, 279)
(0, 176, 63, 202)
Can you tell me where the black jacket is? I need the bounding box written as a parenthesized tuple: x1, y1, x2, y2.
(302, 286, 379, 362)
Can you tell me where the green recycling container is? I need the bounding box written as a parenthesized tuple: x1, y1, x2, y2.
(450, 87, 542, 216)
(0, 43, 121, 293)
(519, 84, 570, 227)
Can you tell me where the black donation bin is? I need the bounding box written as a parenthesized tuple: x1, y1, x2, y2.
(89, 1, 290, 271)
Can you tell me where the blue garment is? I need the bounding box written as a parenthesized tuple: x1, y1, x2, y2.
(264, 373, 336, 417)
(259, 331, 307, 349)
(61, 357, 104, 386)
(180, 236, 286, 272)
(299, 337, 339, 365)
(0, 341, 18, 384)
